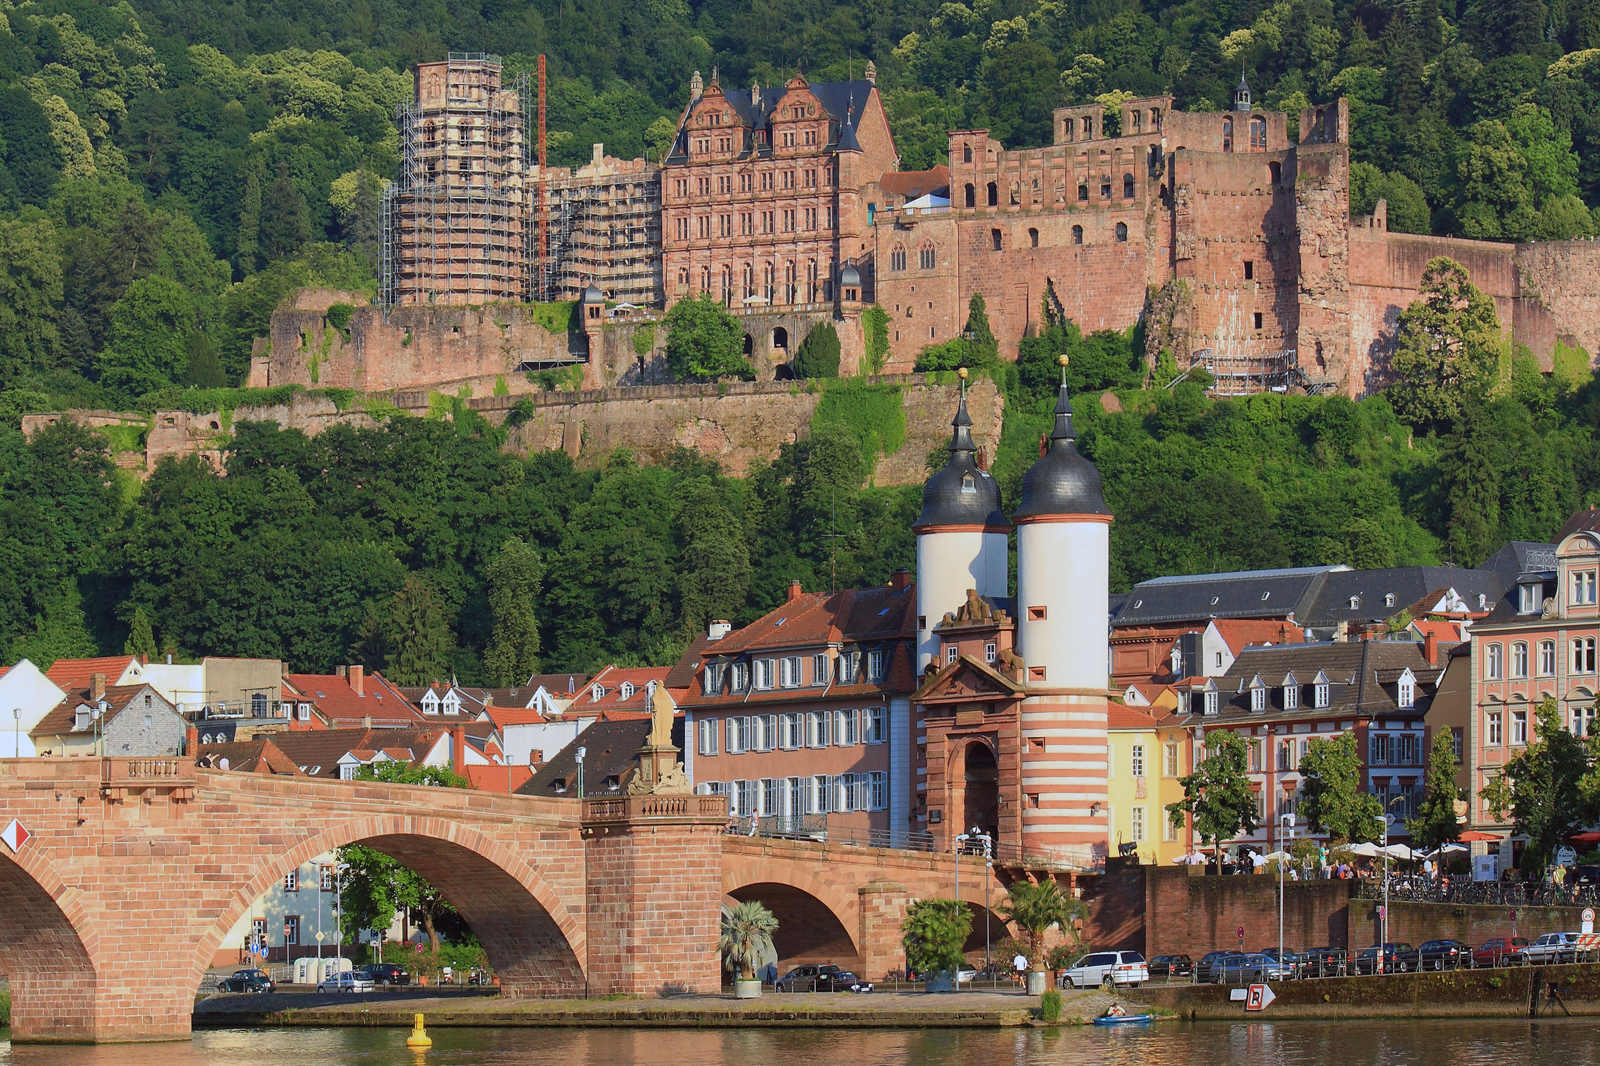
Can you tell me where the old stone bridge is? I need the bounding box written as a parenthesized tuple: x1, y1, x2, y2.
(0, 758, 1014, 1043)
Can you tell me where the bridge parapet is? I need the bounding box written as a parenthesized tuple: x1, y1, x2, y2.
(100, 757, 194, 802)
(583, 794, 728, 826)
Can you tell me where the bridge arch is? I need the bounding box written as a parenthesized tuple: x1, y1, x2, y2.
(193, 813, 587, 1002)
(0, 848, 104, 1041)
(722, 863, 861, 973)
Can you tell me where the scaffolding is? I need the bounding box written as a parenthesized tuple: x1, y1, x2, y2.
(539, 152, 662, 304)
(381, 54, 530, 309)
(1188, 347, 1335, 395)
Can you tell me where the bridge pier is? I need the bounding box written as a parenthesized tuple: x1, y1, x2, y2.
(582, 794, 728, 995)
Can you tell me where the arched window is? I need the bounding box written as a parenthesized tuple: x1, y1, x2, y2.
(1250, 117, 1266, 149)
(1115, 222, 1128, 242)
(1028, 227, 1039, 248)
(890, 244, 907, 271)
(1009, 182, 1020, 205)
(764, 261, 775, 300)
(423, 121, 437, 148)
(806, 259, 818, 301)
(986, 182, 998, 206)
(1223, 117, 1234, 152)
(1123, 173, 1135, 199)
(742, 262, 754, 298)
(1130, 110, 1142, 133)
(918, 243, 936, 269)
(720, 264, 733, 305)
(963, 144, 973, 163)
(1486, 644, 1503, 680)
(964, 183, 975, 208)
(785, 260, 796, 303)
(700, 265, 711, 292)
(1077, 183, 1088, 202)
(1064, 120, 1074, 142)
(1512, 642, 1529, 678)
(991, 228, 1002, 251)
(1540, 640, 1557, 675)
(1072, 225, 1083, 245)
(459, 119, 473, 144)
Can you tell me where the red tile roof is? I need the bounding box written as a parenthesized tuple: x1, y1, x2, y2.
(196, 738, 302, 775)
(1108, 705, 1160, 730)
(282, 672, 419, 726)
(1210, 619, 1305, 653)
(45, 656, 140, 691)
(879, 165, 950, 201)
(465, 765, 534, 793)
(569, 666, 678, 716)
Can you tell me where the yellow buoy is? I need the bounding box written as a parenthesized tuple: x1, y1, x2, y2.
(405, 1012, 432, 1049)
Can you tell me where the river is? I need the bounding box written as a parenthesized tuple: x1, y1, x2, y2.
(2, 1020, 1599, 1066)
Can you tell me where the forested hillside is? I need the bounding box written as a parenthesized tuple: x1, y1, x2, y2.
(0, 0, 1597, 676)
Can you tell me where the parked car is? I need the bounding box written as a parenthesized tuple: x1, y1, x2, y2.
(317, 970, 375, 993)
(1471, 937, 1530, 968)
(775, 964, 858, 992)
(1518, 932, 1580, 965)
(1150, 954, 1193, 978)
(1256, 948, 1304, 979)
(1060, 951, 1149, 989)
(361, 963, 411, 985)
(217, 968, 274, 994)
(1301, 947, 1347, 978)
(1209, 954, 1269, 984)
(1398, 939, 1470, 971)
(1194, 951, 1238, 984)
(1355, 944, 1411, 975)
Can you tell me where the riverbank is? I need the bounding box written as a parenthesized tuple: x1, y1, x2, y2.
(1129, 962, 1600, 1019)
(192, 987, 1121, 1029)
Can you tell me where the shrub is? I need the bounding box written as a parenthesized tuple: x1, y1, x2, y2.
(902, 898, 972, 977)
(326, 303, 354, 331)
(1040, 987, 1062, 1022)
(665, 293, 754, 381)
(791, 323, 841, 378)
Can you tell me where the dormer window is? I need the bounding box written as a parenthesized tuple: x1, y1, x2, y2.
(75, 708, 90, 731)
(1250, 684, 1266, 712)
(620, 681, 635, 700)
(645, 680, 657, 700)
(591, 684, 606, 701)
(1283, 682, 1299, 710)
(703, 664, 725, 696)
(422, 691, 439, 713)
(961, 473, 976, 494)
(1349, 596, 1360, 610)
(1398, 671, 1415, 709)
(443, 693, 459, 714)
(731, 662, 750, 691)
(1203, 690, 1219, 716)
(867, 649, 886, 683)
(1478, 593, 1488, 610)
(1314, 683, 1329, 708)
(1520, 583, 1540, 614)
(1385, 593, 1396, 608)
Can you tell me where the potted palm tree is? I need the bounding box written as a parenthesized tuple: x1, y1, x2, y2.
(998, 878, 1086, 995)
(719, 900, 778, 999)
(901, 898, 972, 992)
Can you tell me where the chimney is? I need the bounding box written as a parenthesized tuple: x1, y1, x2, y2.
(1423, 630, 1438, 667)
(528, 750, 543, 767)
(591, 142, 604, 166)
(452, 723, 466, 774)
(90, 673, 106, 702)
(708, 620, 732, 641)
(361, 715, 372, 729)
(890, 567, 913, 591)
(349, 665, 365, 697)
(787, 579, 803, 602)
(337, 665, 347, 678)
(185, 725, 198, 757)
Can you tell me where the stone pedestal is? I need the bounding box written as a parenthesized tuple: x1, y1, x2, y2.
(857, 879, 912, 981)
(582, 795, 729, 996)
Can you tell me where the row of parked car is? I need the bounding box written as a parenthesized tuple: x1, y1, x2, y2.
(1148, 932, 1595, 983)
(216, 962, 417, 994)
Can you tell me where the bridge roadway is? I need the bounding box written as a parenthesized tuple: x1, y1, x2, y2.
(0, 758, 1018, 1043)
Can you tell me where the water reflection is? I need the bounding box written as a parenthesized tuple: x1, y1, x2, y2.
(1, 1020, 1597, 1066)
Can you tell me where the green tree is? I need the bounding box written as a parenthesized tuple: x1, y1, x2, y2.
(236, 163, 263, 275)
(123, 605, 158, 660)
(675, 476, 751, 634)
(790, 323, 841, 378)
(914, 293, 1001, 372)
(1483, 697, 1590, 877)
(260, 161, 311, 261)
(996, 878, 1085, 971)
(1165, 730, 1259, 871)
(901, 898, 972, 978)
(357, 575, 454, 685)
(0, 216, 64, 387)
(718, 899, 778, 981)
(1386, 257, 1506, 431)
(182, 330, 228, 388)
(1297, 731, 1385, 844)
(482, 536, 542, 686)
(95, 275, 195, 396)
(8, 583, 97, 668)
(1410, 729, 1464, 851)
(1348, 162, 1432, 233)
(339, 761, 471, 954)
(664, 293, 754, 381)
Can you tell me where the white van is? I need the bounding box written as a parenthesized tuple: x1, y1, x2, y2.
(1061, 950, 1149, 988)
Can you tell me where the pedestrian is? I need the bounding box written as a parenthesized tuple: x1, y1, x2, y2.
(763, 962, 778, 984)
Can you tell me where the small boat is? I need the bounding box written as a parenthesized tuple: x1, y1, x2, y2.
(1093, 1013, 1156, 1026)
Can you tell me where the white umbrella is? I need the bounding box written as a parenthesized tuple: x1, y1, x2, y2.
(1263, 850, 1293, 861)
(1347, 842, 1382, 858)
(1383, 843, 1416, 861)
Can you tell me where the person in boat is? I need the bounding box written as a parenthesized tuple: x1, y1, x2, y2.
(1105, 1002, 1126, 1017)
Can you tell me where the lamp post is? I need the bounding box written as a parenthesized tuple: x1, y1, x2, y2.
(11, 707, 19, 758)
(335, 861, 349, 972)
(575, 746, 586, 800)
(970, 827, 993, 978)
(1379, 812, 1396, 971)
(1278, 813, 1294, 974)
(954, 831, 970, 989)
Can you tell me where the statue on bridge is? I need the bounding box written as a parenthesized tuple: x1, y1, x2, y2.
(626, 683, 690, 796)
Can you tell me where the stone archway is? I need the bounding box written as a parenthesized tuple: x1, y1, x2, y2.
(0, 851, 102, 1042)
(726, 881, 860, 974)
(193, 817, 588, 1006)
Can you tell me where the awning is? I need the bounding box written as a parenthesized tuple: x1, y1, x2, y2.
(1457, 831, 1502, 842)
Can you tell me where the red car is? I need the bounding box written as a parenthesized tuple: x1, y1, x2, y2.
(1471, 937, 1529, 968)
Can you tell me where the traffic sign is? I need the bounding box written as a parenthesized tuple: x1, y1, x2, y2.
(1237, 926, 1246, 939)
(1509, 909, 1518, 922)
(1, 818, 30, 853)
(1584, 908, 1596, 935)
(315, 931, 326, 942)
(1245, 984, 1277, 1011)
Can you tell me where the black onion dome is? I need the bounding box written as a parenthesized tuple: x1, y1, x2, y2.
(915, 387, 1009, 530)
(839, 262, 861, 287)
(1013, 380, 1110, 519)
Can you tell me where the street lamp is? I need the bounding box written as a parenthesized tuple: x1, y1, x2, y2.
(1278, 813, 1295, 974)
(11, 708, 19, 758)
(954, 831, 970, 990)
(1379, 812, 1397, 971)
(575, 746, 586, 800)
(969, 827, 993, 978)
(335, 861, 349, 972)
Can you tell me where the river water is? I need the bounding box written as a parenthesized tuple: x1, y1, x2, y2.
(3, 1021, 1599, 1066)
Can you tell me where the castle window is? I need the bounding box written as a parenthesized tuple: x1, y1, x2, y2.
(991, 229, 1003, 251)
(919, 243, 936, 269)
(963, 144, 973, 163)
(1077, 183, 1088, 202)
(965, 183, 975, 208)
(1250, 117, 1266, 149)
(890, 244, 906, 271)
(1123, 173, 1135, 199)
(1115, 222, 1128, 242)
(1072, 225, 1083, 245)
(1269, 161, 1282, 184)
(423, 122, 437, 148)
(1028, 227, 1039, 248)
(1254, 312, 1263, 330)
(1064, 120, 1074, 142)
(1244, 260, 1254, 280)
(986, 182, 998, 206)
(1100, 180, 1111, 200)
(1082, 116, 1093, 137)
(1223, 117, 1233, 152)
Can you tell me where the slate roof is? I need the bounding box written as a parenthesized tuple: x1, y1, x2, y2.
(1193, 640, 1438, 725)
(518, 718, 664, 798)
(916, 388, 1007, 529)
(1481, 540, 1559, 586)
(1307, 566, 1505, 626)
(1013, 382, 1109, 519)
(1114, 566, 1342, 627)
(669, 77, 876, 162)
(1555, 508, 1600, 544)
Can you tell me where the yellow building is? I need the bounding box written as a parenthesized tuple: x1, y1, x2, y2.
(1108, 694, 1193, 867)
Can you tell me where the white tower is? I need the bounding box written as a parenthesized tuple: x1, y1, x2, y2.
(1012, 355, 1112, 854)
(914, 369, 1010, 671)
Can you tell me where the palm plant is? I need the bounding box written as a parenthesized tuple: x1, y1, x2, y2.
(997, 878, 1086, 970)
(718, 900, 778, 980)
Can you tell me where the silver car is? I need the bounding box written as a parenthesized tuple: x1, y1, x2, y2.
(317, 970, 375, 993)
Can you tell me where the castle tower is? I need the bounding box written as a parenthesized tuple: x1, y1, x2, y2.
(1012, 355, 1112, 854)
(914, 368, 1009, 671)
(1234, 71, 1252, 112)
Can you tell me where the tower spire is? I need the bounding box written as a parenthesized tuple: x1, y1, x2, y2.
(950, 366, 976, 454)
(1050, 353, 1074, 444)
